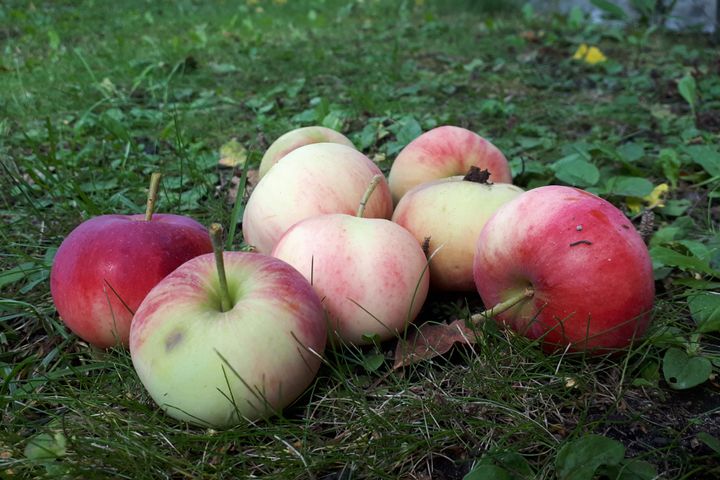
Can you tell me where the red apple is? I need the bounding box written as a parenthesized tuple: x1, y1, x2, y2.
(387, 125, 512, 203)
(243, 142, 393, 254)
(392, 169, 524, 291)
(473, 186, 654, 353)
(258, 126, 355, 179)
(50, 214, 213, 348)
(130, 226, 327, 427)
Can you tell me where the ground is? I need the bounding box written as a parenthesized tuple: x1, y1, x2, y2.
(1, 0, 719, 478)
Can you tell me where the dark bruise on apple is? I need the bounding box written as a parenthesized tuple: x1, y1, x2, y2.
(473, 185, 655, 353)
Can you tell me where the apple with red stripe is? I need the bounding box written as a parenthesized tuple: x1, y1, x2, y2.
(258, 126, 355, 179)
(50, 174, 213, 348)
(388, 125, 512, 203)
(473, 186, 655, 353)
(130, 224, 327, 427)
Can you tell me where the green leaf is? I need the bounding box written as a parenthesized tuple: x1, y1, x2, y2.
(688, 292, 720, 333)
(605, 176, 653, 197)
(24, 432, 67, 461)
(362, 353, 385, 372)
(663, 348, 712, 390)
(686, 145, 720, 177)
(464, 465, 512, 480)
(551, 154, 600, 187)
(590, 0, 628, 19)
(697, 432, 720, 455)
(658, 148, 681, 188)
(677, 73, 697, 113)
(607, 459, 658, 480)
(556, 435, 625, 480)
(617, 143, 644, 163)
(394, 116, 422, 146)
(650, 246, 718, 276)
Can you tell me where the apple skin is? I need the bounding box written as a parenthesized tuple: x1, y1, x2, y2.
(258, 126, 355, 179)
(387, 125, 512, 203)
(130, 252, 327, 427)
(392, 176, 524, 291)
(473, 186, 655, 353)
(50, 214, 213, 348)
(272, 214, 430, 345)
(243, 143, 393, 254)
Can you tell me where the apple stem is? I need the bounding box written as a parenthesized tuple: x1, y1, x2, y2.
(470, 287, 534, 325)
(463, 166, 492, 184)
(356, 174, 384, 218)
(209, 223, 233, 313)
(145, 172, 162, 221)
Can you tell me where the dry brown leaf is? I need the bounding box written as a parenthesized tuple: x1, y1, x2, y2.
(393, 319, 480, 369)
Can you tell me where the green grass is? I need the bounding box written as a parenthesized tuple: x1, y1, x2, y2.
(2, 0, 720, 478)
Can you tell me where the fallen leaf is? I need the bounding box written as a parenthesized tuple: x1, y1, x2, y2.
(226, 169, 259, 205)
(219, 138, 248, 167)
(393, 319, 479, 369)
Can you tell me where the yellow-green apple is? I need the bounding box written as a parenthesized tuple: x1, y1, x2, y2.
(258, 126, 355, 179)
(392, 168, 524, 291)
(388, 125, 512, 203)
(473, 186, 655, 353)
(272, 176, 429, 345)
(243, 143, 393, 254)
(130, 225, 327, 427)
(50, 175, 212, 348)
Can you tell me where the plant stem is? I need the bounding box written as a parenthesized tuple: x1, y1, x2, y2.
(209, 223, 233, 313)
(470, 287, 534, 325)
(356, 174, 384, 218)
(145, 172, 162, 221)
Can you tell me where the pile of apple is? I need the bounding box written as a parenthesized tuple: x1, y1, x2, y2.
(50, 125, 655, 428)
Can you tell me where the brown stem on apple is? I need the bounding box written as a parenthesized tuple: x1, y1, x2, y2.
(145, 172, 162, 221)
(356, 174, 384, 218)
(463, 166, 492, 184)
(209, 223, 233, 313)
(470, 287, 534, 325)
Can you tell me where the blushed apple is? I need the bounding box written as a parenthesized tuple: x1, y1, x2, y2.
(130, 225, 327, 427)
(473, 186, 655, 353)
(50, 175, 213, 348)
(392, 168, 524, 291)
(387, 125, 512, 203)
(243, 142, 393, 254)
(258, 126, 355, 179)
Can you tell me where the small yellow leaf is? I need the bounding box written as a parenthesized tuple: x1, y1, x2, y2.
(626, 197, 643, 214)
(584, 46, 607, 64)
(572, 43, 588, 60)
(644, 183, 669, 209)
(219, 139, 247, 168)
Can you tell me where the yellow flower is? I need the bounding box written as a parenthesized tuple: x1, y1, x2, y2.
(626, 183, 669, 214)
(572, 43, 607, 65)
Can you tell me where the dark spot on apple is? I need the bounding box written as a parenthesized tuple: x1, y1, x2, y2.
(463, 166, 492, 184)
(569, 240, 593, 247)
(621, 224, 630, 229)
(165, 330, 184, 352)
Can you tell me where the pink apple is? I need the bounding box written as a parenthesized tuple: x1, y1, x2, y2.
(388, 125, 512, 203)
(392, 172, 524, 291)
(50, 214, 213, 348)
(272, 214, 430, 345)
(130, 250, 327, 427)
(258, 126, 355, 179)
(243, 143, 393, 254)
(473, 186, 655, 353)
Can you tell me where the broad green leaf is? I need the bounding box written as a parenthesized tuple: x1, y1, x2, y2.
(686, 145, 720, 177)
(24, 431, 67, 461)
(605, 176, 653, 197)
(590, 0, 628, 19)
(658, 148, 680, 188)
(464, 465, 512, 480)
(551, 154, 600, 187)
(688, 292, 720, 333)
(663, 348, 712, 390)
(362, 353, 385, 372)
(650, 246, 718, 276)
(678, 73, 697, 112)
(606, 459, 658, 480)
(617, 142, 644, 163)
(393, 116, 422, 146)
(657, 199, 690, 216)
(556, 435, 625, 480)
(697, 432, 720, 455)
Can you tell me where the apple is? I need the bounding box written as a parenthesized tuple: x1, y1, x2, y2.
(130, 224, 327, 427)
(243, 142, 393, 254)
(392, 168, 524, 291)
(50, 174, 213, 348)
(387, 125, 512, 203)
(272, 176, 430, 345)
(258, 126, 355, 179)
(473, 186, 655, 353)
